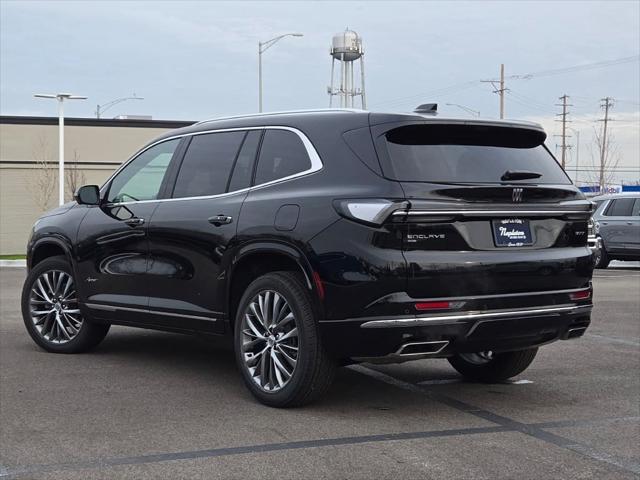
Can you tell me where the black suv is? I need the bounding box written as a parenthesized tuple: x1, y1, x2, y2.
(22, 110, 594, 407)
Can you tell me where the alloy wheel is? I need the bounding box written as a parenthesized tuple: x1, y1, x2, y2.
(29, 270, 83, 344)
(240, 290, 299, 392)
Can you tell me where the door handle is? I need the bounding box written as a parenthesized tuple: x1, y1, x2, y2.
(627, 222, 634, 225)
(208, 214, 233, 226)
(124, 217, 145, 227)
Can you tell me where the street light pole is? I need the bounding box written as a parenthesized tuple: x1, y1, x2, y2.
(258, 33, 303, 112)
(445, 103, 481, 117)
(34, 93, 87, 206)
(96, 94, 144, 118)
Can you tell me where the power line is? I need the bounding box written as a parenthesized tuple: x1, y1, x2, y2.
(506, 55, 639, 81)
(372, 81, 478, 109)
(506, 90, 555, 114)
(372, 55, 639, 111)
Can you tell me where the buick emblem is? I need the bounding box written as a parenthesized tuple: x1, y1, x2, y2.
(512, 188, 523, 202)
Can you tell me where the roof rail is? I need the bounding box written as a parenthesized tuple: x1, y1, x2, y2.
(195, 108, 365, 125)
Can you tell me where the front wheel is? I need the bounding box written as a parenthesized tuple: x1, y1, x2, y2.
(21, 256, 110, 353)
(234, 271, 336, 407)
(448, 348, 538, 383)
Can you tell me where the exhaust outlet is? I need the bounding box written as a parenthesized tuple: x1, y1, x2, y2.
(397, 340, 449, 356)
(565, 327, 587, 339)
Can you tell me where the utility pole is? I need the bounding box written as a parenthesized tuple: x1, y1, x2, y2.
(499, 63, 505, 119)
(481, 63, 507, 119)
(570, 128, 580, 184)
(599, 97, 613, 169)
(555, 94, 572, 169)
(596, 97, 614, 192)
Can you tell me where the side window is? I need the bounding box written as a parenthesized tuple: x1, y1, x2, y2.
(108, 139, 179, 203)
(255, 130, 311, 185)
(172, 131, 245, 198)
(632, 198, 640, 216)
(228, 130, 261, 192)
(604, 198, 635, 217)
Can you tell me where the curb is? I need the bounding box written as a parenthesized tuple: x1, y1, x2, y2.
(0, 260, 26, 268)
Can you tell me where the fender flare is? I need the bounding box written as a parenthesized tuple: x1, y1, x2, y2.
(223, 240, 323, 328)
(29, 235, 73, 270)
(230, 241, 315, 290)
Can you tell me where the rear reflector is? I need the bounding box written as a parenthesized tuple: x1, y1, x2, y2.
(415, 301, 450, 311)
(312, 271, 325, 301)
(569, 290, 591, 301)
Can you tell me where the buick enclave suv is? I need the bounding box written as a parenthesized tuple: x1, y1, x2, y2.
(22, 109, 594, 407)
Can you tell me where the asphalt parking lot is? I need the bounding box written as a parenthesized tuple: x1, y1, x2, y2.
(1, 266, 639, 479)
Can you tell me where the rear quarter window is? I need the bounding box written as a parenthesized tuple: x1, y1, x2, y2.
(604, 198, 635, 217)
(377, 124, 570, 185)
(255, 130, 311, 185)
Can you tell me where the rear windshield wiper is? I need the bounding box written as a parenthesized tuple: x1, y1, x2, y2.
(501, 170, 543, 181)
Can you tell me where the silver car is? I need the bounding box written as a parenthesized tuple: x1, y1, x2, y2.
(588, 192, 640, 268)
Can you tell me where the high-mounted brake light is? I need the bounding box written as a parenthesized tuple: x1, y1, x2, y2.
(569, 290, 591, 301)
(333, 199, 408, 227)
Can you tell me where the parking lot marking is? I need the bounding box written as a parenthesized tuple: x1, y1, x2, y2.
(350, 365, 640, 476)
(502, 379, 534, 384)
(417, 378, 462, 385)
(530, 416, 640, 429)
(0, 425, 510, 478)
(586, 333, 640, 348)
(4, 413, 638, 479)
(592, 273, 640, 278)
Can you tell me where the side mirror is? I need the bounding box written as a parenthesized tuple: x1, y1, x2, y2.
(75, 185, 101, 205)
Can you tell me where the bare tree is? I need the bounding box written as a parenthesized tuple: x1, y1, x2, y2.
(588, 126, 621, 192)
(27, 133, 56, 212)
(65, 149, 86, 201)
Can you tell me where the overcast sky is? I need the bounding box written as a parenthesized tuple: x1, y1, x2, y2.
(1, 0, 639, 184)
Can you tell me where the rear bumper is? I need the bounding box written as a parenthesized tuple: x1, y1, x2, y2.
(320, 302, 592, 361)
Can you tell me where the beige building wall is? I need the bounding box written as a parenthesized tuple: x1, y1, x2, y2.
(0, 117, 192, 255)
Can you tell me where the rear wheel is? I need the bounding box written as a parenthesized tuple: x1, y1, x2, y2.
(448, 348, 538, 383)
(21, 256, 110, 353)
(593, 240, 610, 269)
(234, 271, 336, 407)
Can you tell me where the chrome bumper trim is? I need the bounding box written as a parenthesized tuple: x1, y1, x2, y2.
(360, 304, 592, 329)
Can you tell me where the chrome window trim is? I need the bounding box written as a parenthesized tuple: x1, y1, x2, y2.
(100, 125, 323, 207)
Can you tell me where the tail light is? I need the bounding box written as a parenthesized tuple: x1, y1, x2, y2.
(569, 290, 591, 301)
(333, 199, 408, 227)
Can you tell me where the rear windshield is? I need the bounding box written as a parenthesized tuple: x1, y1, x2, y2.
(378, 124, 570, 184)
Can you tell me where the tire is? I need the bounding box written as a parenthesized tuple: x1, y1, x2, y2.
(233, 271, 336, 407)
(594, 241, 610, 269)
(21, 256, 110, 353)
(448, 348, 538, 383)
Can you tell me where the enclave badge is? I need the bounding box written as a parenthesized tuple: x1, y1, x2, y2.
(512, 187, 523, 202)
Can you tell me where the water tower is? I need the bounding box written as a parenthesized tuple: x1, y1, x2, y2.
(328, 29, 366, 109)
